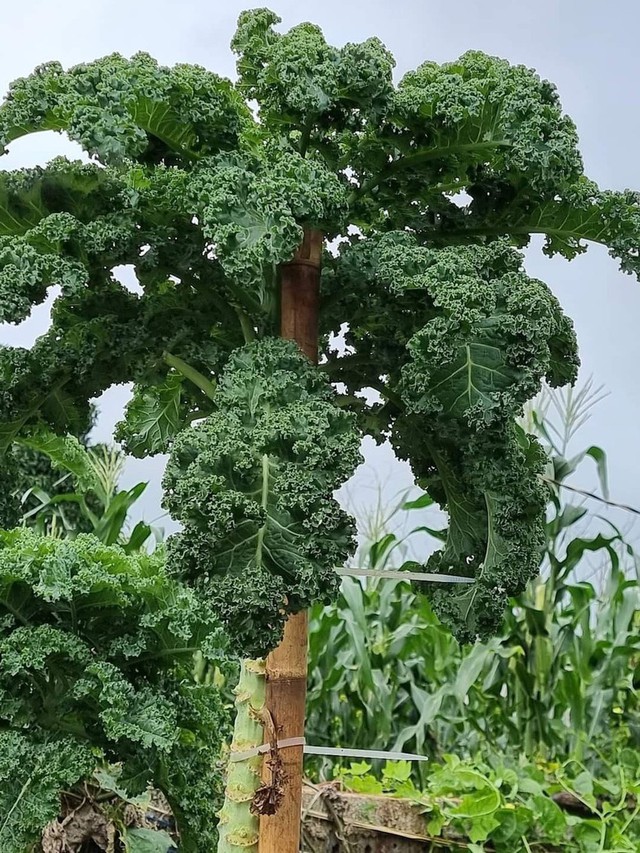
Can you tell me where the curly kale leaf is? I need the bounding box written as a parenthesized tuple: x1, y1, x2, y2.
(0, 53, 250, 164)
(346, 49, 640, 278)
(232, 9, 394, 136)
(0, 732, 94, 853)
(116, 372, 189, 458)
(393, 416, 549, 643)
(396, 240, 579, 422)
(163, 338, 362, 657)
(179, 146, 348, 300)
(322, 235, 577, 641)
(0, 529, 228, 849)
(0, 158, 123, 237)
(141, 680, 230, 852)
(0, 233, 85, 324)
(0, 160, 133, 328)
(15, 426, 103, 495)
(455, 180, 640, 278)
(321, 233, 576, 424)
(0, 89, 250, 445)
(390, 50, 582, 194)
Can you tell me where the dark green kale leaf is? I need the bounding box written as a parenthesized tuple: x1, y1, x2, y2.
(0, 53, 250, 163)
(163, 338, 362, 657)
(232, 9, 395, 138)
(116, 372, 189, 458)
(0, 452, 21, 529)
(322, 235, 578, 641)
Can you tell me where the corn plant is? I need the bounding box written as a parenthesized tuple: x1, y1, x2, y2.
(16, 429, 158, 552)
(307, 383, 640, 780)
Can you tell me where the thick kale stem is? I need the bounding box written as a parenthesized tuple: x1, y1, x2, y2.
(217, 658, 266, 853)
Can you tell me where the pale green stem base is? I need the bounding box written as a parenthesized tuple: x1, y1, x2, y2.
(217, 658, 266, 853)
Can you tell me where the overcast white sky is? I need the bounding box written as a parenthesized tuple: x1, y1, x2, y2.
(1, 0, 639, 552)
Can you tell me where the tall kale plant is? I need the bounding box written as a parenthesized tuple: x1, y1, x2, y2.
(0, 8, 639, 850)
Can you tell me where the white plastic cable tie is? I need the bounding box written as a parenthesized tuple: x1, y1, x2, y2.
(230, 740, 429, 763)
(229, 737, 306, 763)
(304, 746, 430, 762)
(336, 567, 474, 585)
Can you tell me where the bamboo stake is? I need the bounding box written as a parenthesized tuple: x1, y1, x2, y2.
(259, 228, 323, 853)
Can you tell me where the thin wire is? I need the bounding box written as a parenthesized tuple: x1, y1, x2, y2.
(542, 476, 640, 518)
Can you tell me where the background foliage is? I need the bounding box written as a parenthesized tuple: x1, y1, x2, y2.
(306, 385, 640, 850)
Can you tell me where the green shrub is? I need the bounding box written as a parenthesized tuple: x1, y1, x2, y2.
(0, 529, 227, 852)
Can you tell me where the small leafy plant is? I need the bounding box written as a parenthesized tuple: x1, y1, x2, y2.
(334, 754, 640, 851)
